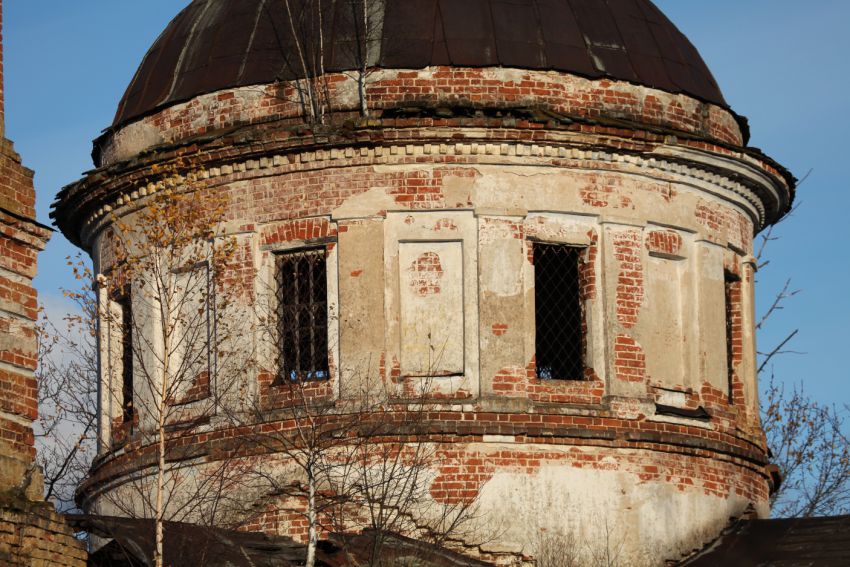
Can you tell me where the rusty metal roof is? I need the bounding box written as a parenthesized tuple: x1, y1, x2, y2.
(679, 515, 850, 566)
(114, 0, 726, 127)
(69, 514, 494, 567)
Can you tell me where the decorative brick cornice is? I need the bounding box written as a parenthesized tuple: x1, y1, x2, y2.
(55, 126, 790, 251)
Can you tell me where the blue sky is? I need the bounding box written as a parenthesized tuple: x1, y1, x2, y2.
(5, 1, 849, 404)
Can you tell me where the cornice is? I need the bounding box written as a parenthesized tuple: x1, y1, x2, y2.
(54, 128, 790, 251)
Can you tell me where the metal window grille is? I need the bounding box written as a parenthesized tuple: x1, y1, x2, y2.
(533, 243, 585, 380)
(119, 293, 134, 422)
(276, 248, 329, 382)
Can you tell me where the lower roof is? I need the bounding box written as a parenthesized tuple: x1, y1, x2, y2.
(681, 515, 850, 566)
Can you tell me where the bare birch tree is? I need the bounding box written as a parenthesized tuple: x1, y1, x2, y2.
(278, 0, 332, 125)
(269, 0, 384, 124)
(343, 0, 384, 118)
(94, 174, 251, 567)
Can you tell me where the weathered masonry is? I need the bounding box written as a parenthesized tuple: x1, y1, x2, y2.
(53, 1, 794, 565)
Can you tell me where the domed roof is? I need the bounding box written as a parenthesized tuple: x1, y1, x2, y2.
(114, 0, 726, 127)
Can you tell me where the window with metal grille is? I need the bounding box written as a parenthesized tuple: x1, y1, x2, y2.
(118, 293, 134, 422)
(276, 248, 329, 382)
(533, 243, 585, 380)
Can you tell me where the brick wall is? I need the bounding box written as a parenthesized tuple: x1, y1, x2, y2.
(0, 142, 35, 220)
(58, 41, 794, 564)
(0, 161, 82, 567)
(0, 499, 87, 566)
(0, 127, 48, 498)
(98, 66, 746, 167)
(0, 148, 48, 480)
(73, 133, 776, 560)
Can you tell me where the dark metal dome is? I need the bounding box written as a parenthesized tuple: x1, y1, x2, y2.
(114, 0, 726, 127)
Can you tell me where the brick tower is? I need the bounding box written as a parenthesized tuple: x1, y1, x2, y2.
(55, 1, 795, 565)
(0, 1, 87, 564)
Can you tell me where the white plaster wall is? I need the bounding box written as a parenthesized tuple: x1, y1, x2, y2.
(474, 445, 757, 566)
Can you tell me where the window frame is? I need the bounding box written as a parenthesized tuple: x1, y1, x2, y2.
(724, 269, 742, 404)
(274, 246, 331, 384)
(530, 240, 588, 381)
(105, 286, 135, 424)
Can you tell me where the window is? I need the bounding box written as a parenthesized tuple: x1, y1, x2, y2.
(533, 243, 585, 380)
(116, 291, 134, 422)
(276, 248, 329, 382)
(724, 271, 742, 403)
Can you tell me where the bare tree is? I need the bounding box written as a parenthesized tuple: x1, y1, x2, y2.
(35, 173, 257, 564)
(762, 374, 850, 517)
(534, 513, 626, 567)
(534, 531, 582, 567)
(754, 194, 850, 517)
(239, 287, 485, 567)
(242, 381, 485, 567)
(277, 0, 332, 125)
(34, 266, 98, 510)
(330, 387, 484, 567)
(266, 0, 384, 125)
(93, 173, 252, 567)
(342, 0, 384, 118)
(753, 211, 802, 374)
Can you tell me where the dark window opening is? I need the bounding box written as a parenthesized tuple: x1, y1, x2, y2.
(533, 243, 585, 380)
(276, 248, 329, 383)
(118, 293, 134, 423)
(724, 271, 741, 404)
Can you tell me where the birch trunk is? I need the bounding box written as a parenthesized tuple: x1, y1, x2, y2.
(306, 470, 318, 567)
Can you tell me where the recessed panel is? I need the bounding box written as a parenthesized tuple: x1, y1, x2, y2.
(399, 241, 464, 377)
